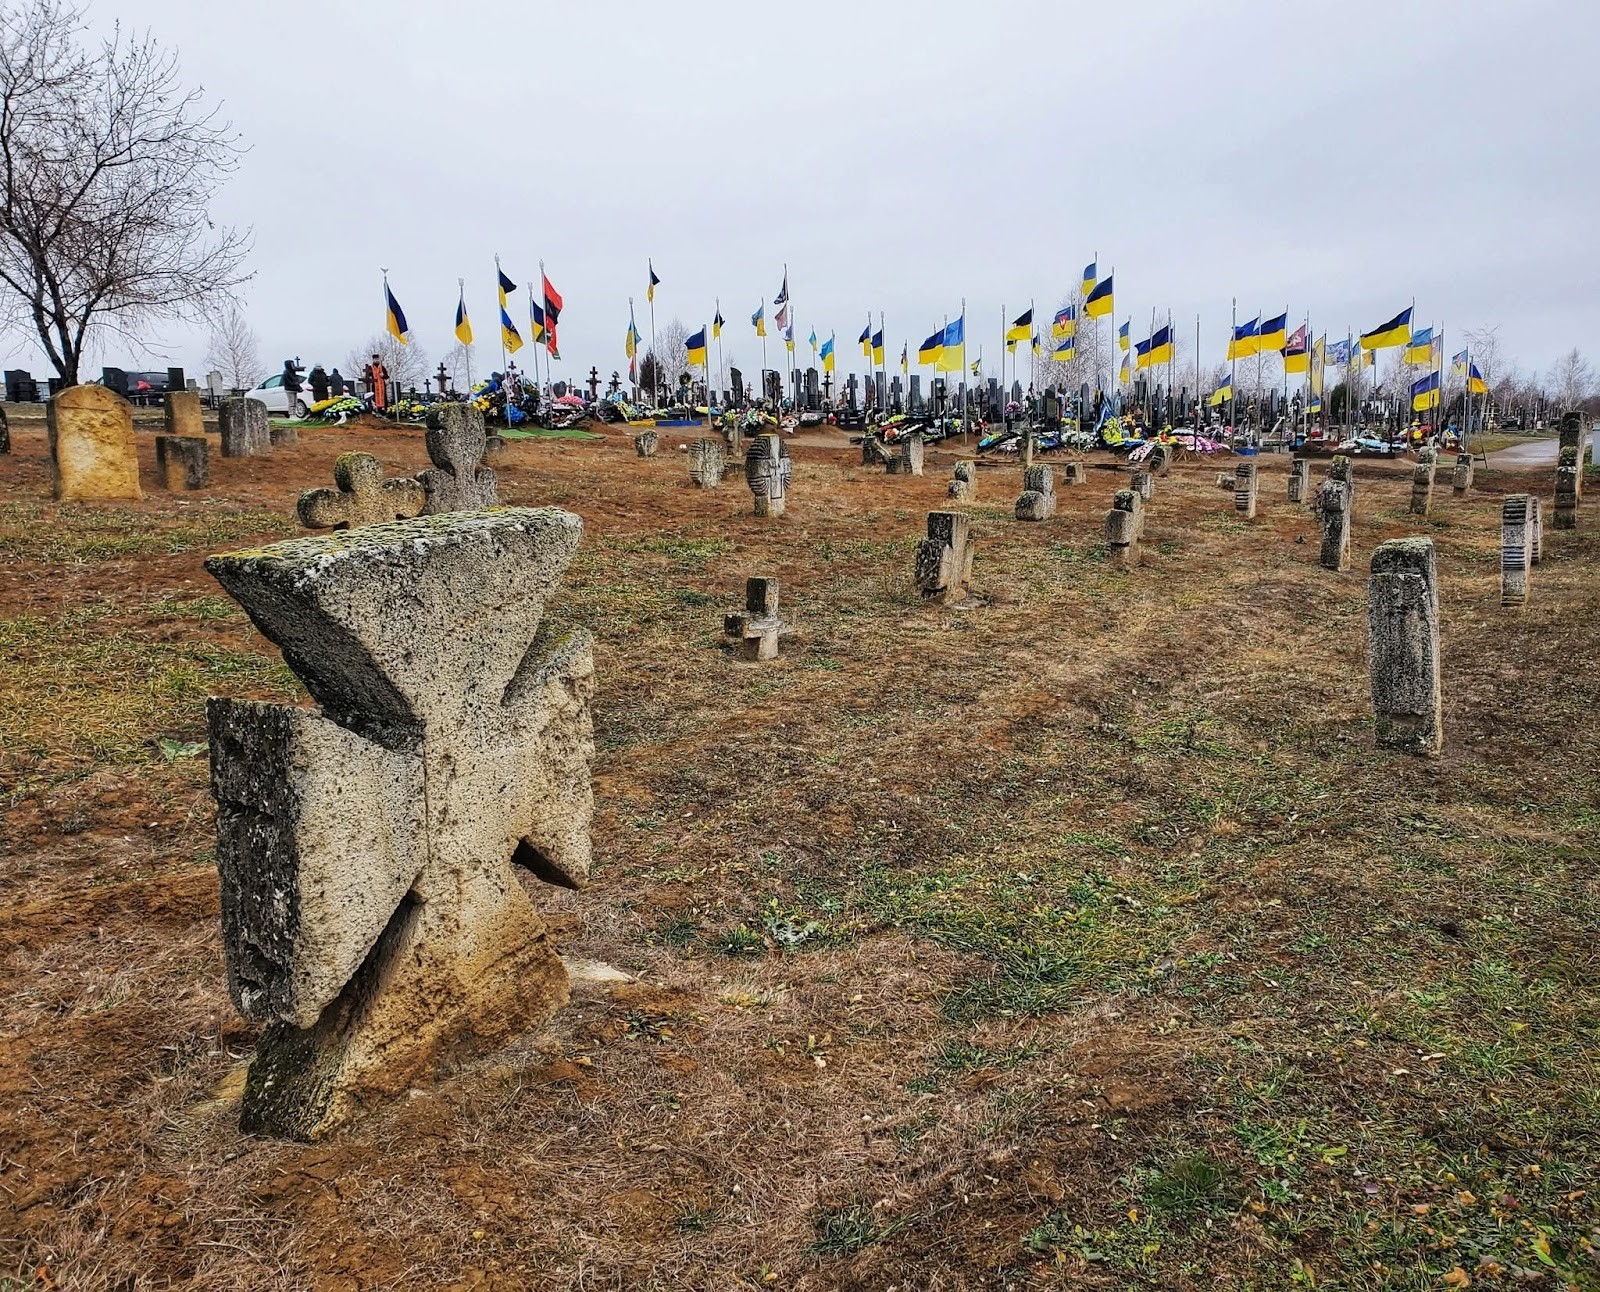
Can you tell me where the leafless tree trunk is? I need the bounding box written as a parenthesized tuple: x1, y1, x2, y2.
(1550, 347, 1593, 412)
(644, 317, 690, 396)
(0, 1, 251, 385)
(204, 303, 261, 393)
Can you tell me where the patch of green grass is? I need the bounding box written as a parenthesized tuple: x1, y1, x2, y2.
(809, 1201, 910, 1257)
(1140, 1151, 1237, 1219)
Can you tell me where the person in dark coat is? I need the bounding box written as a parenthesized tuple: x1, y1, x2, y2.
(329, 368, 346, 396)
(308, 364, 330, 403)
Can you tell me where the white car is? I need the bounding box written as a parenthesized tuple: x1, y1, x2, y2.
(245, 373, 310, 418)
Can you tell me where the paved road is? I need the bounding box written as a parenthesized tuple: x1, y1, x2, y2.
(1487, 435, 1563, 468)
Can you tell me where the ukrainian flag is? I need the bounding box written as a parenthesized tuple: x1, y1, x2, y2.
(936, 315, 965, 373)
(900, 343, 909, 373)
(497, 269, 517, 309)
(1052, 335, 1076, 361)
(1118, 320, 1130, 352)
(1403, 327, 1434, 365)
(1451, 349, 1468, 377)
(1084, 276, 1114, 319)
(1227, 316, 1260, 360)
(1081, 261, 1097, 295)
(1006, 308, 1033, 343)
(713, 308, 724, 339)
(1031, 334, 1040, 353)
(918, 330, 943, 366)
(808, 328, 818, 353)
(501, 307, 523, 354)
(528, 300, 545, 345)
(785, 324, 795, 354)
(1468, 363, 1488, 395)
(625, 318, 640, 360)
(752, 305, 766, 337)
(859, 323, 872, 357)
(1119, 355, 1130, 385)
(820, 334, 836, 372)
(1308, 397, 1323, 414)
(1134, 336, 1152, 370)
(1361, 306, 1413, 351)
(1209, 379, 1232, 407)
(686, 327, 708, 368)
(1411, 370, 1440, 411)
(1052, 305, 1076, 339)
(647, 261, 660, 303)
(1258, 312, 1287, 351)
(385, 282, 410, 345)
(453, 289, 472, 346)
(1146, 325, 1174, 367)
(872, 329, 884, 364)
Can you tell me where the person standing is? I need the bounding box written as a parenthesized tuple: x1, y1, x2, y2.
(308, 364, 330, 404)
(281, 358, 304, 415)
(364, 354, 390, 412)
(329, 367, 346, 397)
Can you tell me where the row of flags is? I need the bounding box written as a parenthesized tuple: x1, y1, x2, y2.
(384, 266, 564, 361)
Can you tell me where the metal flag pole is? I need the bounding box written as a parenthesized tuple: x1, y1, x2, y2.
(716, 297, 725, 411)
(1165, 309, 1174, 432)
(1194, 313, 1201, 432)
(1229, 298, 1238, 435)
(459, 277, 472, 392)
(628, 296, 638, 400)
(879, 310, 886, 412)
(648, 266, 658, 409)
(494, 254, 508, 377)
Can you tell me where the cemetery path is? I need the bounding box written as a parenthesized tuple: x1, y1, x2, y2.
(1487, 434, 1561, 468)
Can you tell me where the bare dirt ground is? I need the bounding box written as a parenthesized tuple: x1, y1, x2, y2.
(2, 419, 1597, 1291)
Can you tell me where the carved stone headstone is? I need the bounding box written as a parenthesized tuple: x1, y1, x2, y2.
(887, 436, 925, 477)
(1558, 412, 1585, 500)
(1287, 458, 1311, 503)
(723, 576, 787, 661)
(1328, 454, 1356, 516)
(1409, 447, 1437, 516)
(909, 375, 922, 413)
(1131, 470, 1155, 503)
(298, 452, 426, 530)
(420, 404, 497, 514)
(861, 434, 890, 467)
(720, 417, 744, 461)
(1501, 494, 1533, 608)
(155, 434, 209, 491)
(1530, 495, 1544, 565)
(633, 430, 659, 458)
(914, 511, 975, 606)
(688, 436, 725, 488)
(1106, 490, 1140, 568)
(1368, 537, 1442, 757)
(1016, 465, 1057, 521)
(745, 433, 792, 517)
(1314, 479, 1351, 572)
(164, 389, 204, 439)
(1216, 473, 1236, 491)
(205, 508, 595, 1139)
(47, 384, 141, 501)
(1451, 453, 1475, 496)
(1554, 446, 1580, 530)
(1063, 461, 1085, 485)
(1148, 443, 1172, 477)
(947, 461, 976, 501)
(219, 397, 271, 458)
(1234, 460, 1259, 518)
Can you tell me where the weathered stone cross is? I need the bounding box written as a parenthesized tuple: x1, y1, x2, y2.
(723, 576, 788, 660)
(744, 433, 792, 517)
(297, 452, 425, 530)
(206, 508, 595, 1139)
(420, 403, 498, 513)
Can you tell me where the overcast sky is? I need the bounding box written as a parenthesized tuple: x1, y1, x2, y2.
(25, 0, 1600, 386)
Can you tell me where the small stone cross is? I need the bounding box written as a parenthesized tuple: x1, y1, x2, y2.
(724, 577, 788, 660)
(297, 452, 425, 530)
(914, 511, 976, 605)
(420, 404, 498, 514)
(745, 433, 792, 516)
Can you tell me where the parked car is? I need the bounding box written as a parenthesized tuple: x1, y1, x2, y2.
(244, 373, 310, 418)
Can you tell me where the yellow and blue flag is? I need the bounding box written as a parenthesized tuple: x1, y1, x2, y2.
(1362, 306, 1413, 351)
(385, 281, 410, 344)
(1118, 320, 1130, 352)
(1326, 337, 1352, 366)
(528, 299, 546, 344)
(808, 328, 818, 353)
(501, 307, 523, 354)
(859, 322, 872, 356)
(625, 317, 640, 360)
(1411, 370, 1440, 411)
(900, 342, 909, 373)
(936, 315, 965, 372)
(1258, 312, 1287, 351)
(686, 327, 708, 368)
(820, 333, 836, 372)
(752, 304, 766, 337)
(1451, 349, 1468, 377)
(1209, 378, 1233, 407)
(647, 261, 659, 303)
(1403, 326, 1434, 365)
(1119, 354, 1130, 385)
(1284, 324, 1309, 373)
(1052, 335, 1076, 361)
(713, 306, 724, 339)
(453, 288, 472, 346)
(1468, 362, 1487, 395)
(918, 329, 943, 366)
(1006, 308, 1033, 342)
(785, 322, 795, 354)
(1146, 325, 1174, 367)
(1228, 316, 1260, 360)
(872, 328, 884, 364)
(1084, 276, 1114, 319)
(1052, 305, 1076, 339)
(497, 268, 517, 309)
(1081, 261, 1097, 295)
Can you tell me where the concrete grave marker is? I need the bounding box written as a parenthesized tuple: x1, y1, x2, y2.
(270, 422, 299, 448)
(914, 511, 975, 606)
(1234, 460, 1259, 518)
(164, 389, 204, 439)
(1559, 412, 1586, 499)
(219, 397, 271, 458)
(1287, 458, 1311, 503)
(47, 383, 141, 501)
(688, 436, 725, 488)
(1501, 494, 1533, 608)
(723, 577, 787, 661)
(886, 436, 925, 476)
(420, 404, 497, 514)
(1409, 447, 1437, 516)
(205, 507, 596, 1139)
(1368, 537, 1442, 757)
(745, 433, 792, 517)
(1131, 470, 1155, 503)
(947, 461, 977, 501)
(1329, 455, 1356, 515)
(155, 435, 209, 491)
(1451, 453, 1475, 496)
(1530, 495, 1544, 565)
(1015, 465, 1057, 521)
(298, 452, 426, 531)
(1555, 446, 1580, 530)
(1063, 461, 1085, 485)
(633, 430, 658, 458)
(1106, 489, 1141, 568)
(1314, 479, 1351, 571)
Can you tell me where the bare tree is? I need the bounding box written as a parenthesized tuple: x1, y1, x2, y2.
(345, 333, 429, 392)
(204, 302, 260, 392)
(642, 316, 689, 398)
(0, 1, 250, 384)
(1551, 347, 1593, 412)
(443, 341, 477, 393)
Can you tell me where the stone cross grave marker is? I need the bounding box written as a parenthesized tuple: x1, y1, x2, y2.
(420, 404, 498, 514)
(633, 429, 659, 458)
(1501, 494, 1534, 608)
(219, 397, 271, 458)
(1234, 460, 1259, 518)
(1016, 465, 1057, 521)
(1451, 453, 1475, 496)
(155, 435, 209, 491)
(205, 508, 596, 1139)
(887, 436, 925, 476)
(1063, 461, 1085, 485)
(914, 511, 976, 605)
(861, 433, 889, 467)
(1328, 454, 1356, 515)
(688, 436, 725, 488)
(1368, 536, 1442, 757)
(1555, 446, 1580, 530)
(1314, 479, 1351, 571)
(164, 389, 204, 439)
(947, 461, 976, 501)
(1106, 489, 1141, 567)
(1131, 470, 1155, 503)
(298, 452, 426, 530)
(1559, 412, 1586, 500)
(1287, 458, 1311, 503)
(745, 433, 792, 517)
(723, 577, 787, 661)
(1148, 443, 1172, 477)
(48, 383, 141, 501)
(1409, 447, 1437, 516)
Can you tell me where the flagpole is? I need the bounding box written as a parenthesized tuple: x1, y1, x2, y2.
(1228, 298, 1238, 435)
(1194, 314, 1201, 434)
(648, 268, 658, 409)
(535, 261, 547, 400)
(716, 298, 725, 411)
(494, 255, 508, 377)
(458, 277, 472, 393)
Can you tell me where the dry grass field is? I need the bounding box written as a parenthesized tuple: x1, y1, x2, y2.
(2, 415, 1597, 1290)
